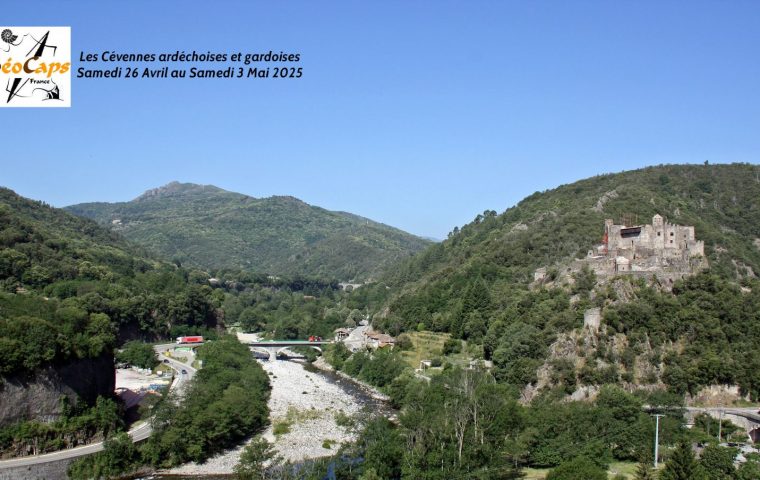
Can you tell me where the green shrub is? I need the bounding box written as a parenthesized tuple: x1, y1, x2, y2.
(116, 341, 158, 369)
(546, 456, 607, 480)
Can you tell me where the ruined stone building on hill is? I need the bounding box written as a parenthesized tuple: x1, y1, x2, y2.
(535, 214, 708, 287)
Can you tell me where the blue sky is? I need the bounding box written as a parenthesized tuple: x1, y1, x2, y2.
(2, 1, 759, 239)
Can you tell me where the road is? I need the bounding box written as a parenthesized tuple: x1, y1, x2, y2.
(685, 406, 760, 419)
(0, 344, 197, 469)
(343, 325, 369, 351)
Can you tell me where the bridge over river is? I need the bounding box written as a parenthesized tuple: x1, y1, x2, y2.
(241, 339, 333, 360)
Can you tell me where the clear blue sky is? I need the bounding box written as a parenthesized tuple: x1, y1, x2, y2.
(3, 1, 759, 239)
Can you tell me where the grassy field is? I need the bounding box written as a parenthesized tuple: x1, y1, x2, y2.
(399, 331, 448, 368)
(523, 462, 637, 479)
(399, 331, 473, 369)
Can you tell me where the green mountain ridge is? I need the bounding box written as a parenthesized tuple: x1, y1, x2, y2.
(66, 182, 431, 281)
(366, 163, 760, 398)
(0, 186, 224, 429)
(383, 163, 760, 295)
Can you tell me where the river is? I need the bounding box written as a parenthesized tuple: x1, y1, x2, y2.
(143, 357, 392, 479)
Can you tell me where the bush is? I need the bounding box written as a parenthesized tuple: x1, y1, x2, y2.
(395, 334, 413, 351)
(442, 337, 462, 355)
(324, 342, 351, 370)
(546, 456, 607, 480)
(334, 411, 355, 428)
(234, 436, 280, 480)
(273, 421, 290, 436)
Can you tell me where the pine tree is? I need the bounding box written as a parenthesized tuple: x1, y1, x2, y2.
(634, 450, 656, 480)
(660, 442, 707, 480)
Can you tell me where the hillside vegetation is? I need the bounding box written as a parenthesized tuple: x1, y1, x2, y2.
(66, 182, 430, 281)
(0, 187, 221, 418)
(303, 164, 760, 480)
(358, 164, 760, 398)
(0, 185, 367, 459)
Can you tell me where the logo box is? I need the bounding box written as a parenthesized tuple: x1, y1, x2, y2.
(1, 26, 71, 107)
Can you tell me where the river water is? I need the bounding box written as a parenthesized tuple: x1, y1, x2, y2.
(139, 358, 392, 479)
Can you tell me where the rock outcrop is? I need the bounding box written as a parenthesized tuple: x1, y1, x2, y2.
(0, 354, 115, 427)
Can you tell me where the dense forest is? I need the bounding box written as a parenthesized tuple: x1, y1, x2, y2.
(66, 181, 431, 281)
(0, 187, 223, 455)
(0, 187, 354, 377)
(0, 187, 222, 377)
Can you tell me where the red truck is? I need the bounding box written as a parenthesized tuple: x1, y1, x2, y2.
(176, 336, 204, 344)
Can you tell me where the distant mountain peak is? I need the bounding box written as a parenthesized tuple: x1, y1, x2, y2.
(134, 182, 225, 201)
(66, 183, 431, 281)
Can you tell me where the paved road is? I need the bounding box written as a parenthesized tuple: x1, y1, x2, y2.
(344, 325, 369, 352)
(0, 344, 197, 469)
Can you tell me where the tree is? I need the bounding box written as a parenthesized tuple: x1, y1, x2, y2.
(359, 418, 403, 479)
(347, 308, 364, 327)
(68, 432, 140, 480)
(234, 436, 281, 480)
(634, 451, 656, 480)
(546, 456, 607, 480)
(572, 265, 597, 296)
(660, 442, 707, 480)
(358, 468, 383, 480)
(116, 340, 158, 369)
(736, 459, 760, 480)
(698, 444, 736, 480)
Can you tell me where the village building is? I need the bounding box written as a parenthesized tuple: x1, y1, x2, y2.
(363, 330, 396, 349)
(334, 327, 351, 341)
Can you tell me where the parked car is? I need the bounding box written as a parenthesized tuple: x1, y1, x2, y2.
(181, 369, 188, 374)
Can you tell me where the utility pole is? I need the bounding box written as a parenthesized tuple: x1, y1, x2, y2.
(653, 414, 665, 469)
(718, 409, 723, 443)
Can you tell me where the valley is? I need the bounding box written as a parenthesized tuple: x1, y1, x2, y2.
(2, 163, 760, 479)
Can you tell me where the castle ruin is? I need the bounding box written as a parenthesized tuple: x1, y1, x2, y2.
(535, 214, 708, 287)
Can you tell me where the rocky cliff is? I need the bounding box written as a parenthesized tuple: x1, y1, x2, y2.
(0, 354, 115, 427)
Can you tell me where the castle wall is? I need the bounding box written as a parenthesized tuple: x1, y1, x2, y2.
(535, 215, 707, 290)
(606, 216, 703, 257)
(588, 215, 706, 286)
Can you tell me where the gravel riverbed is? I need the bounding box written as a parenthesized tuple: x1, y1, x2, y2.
(162, 358, 364, 476)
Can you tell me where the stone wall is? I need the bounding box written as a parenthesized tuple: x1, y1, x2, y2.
(0, 457, 74, 480)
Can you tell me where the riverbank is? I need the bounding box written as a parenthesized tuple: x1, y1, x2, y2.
(160, 358, 371, 476)
(310, 356, 391, 403)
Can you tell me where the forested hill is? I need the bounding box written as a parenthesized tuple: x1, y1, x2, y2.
(67, 182, 431, 281)
(385, 163, 760, 291)
(0, 186, 222, 379)
(370, 163, 760, 398)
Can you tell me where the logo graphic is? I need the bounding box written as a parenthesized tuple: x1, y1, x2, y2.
(1, 26, 71, 107)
